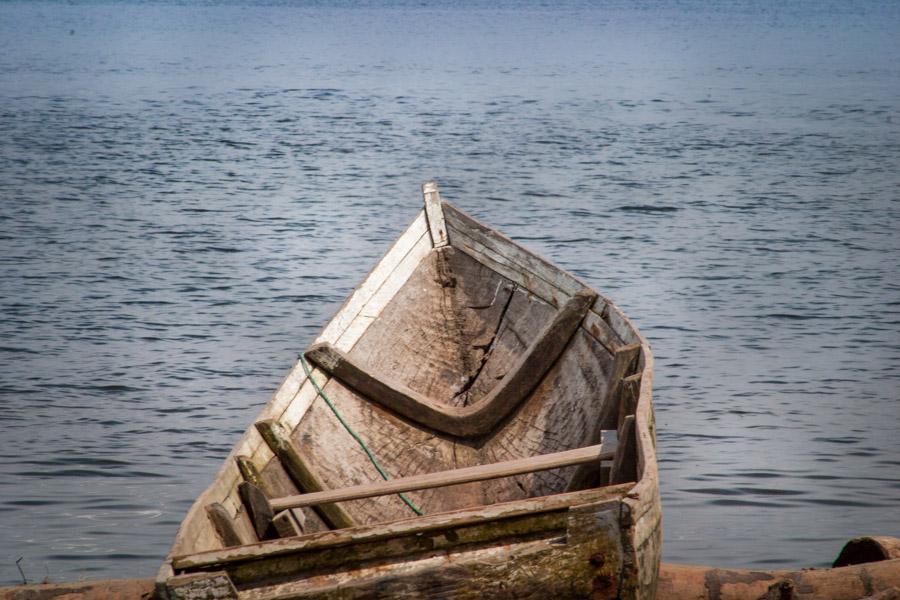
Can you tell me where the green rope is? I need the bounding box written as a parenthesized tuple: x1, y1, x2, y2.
(300, 355, 424, 516)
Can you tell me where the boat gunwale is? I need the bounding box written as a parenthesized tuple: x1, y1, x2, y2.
(171, 482, 636, 572)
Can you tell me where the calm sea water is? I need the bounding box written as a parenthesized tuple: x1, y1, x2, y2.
(1, 0, 898, 586)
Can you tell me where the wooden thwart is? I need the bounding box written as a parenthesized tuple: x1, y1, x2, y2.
(306, 288, 598, 438)
(271, 441, 616, 512)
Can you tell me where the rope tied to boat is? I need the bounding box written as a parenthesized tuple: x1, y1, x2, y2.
(299, 355, 424, 516)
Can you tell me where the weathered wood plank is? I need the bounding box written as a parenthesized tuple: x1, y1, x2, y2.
(480, 328, 616, 501)
(270, 442, 616, 512)
(448, 221, 620, 354)
(625, 345, 660, 525)
(565, 430, 616, 493)
(306, 289, 597, 438)
(598, 343, 642, 429)
(583, 310, 622, 354)
(238, 482, 276, 541)
(618, 373, 643, 430)
(448, 223, 567, 309)
(255, 419, 356, 530)
(173, 484, 633, 571)
(603, 302, 640, 346)
(165, 571, 237, 600)
(241, 537, 568, 599)
(611, 415, 638, 485)
(257, 456, 328, 535)
(236, 456, 271, 497)
(237, 498, 625, 600)
(272, 510, 304, 538)
(288, 375, 448, 524)
(231, 511, 569, 590)
(346, 246, 516, 409)
(422, 181, 449, 248)
(205, 503, 245, 548)
(443, 202, 586, 300)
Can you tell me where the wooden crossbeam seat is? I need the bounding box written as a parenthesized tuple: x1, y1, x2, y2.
(207, 429, 626, 548)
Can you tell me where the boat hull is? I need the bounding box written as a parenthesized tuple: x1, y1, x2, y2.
(158, 184, 661, 599)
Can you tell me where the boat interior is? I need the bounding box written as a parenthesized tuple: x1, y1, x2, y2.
(168, 184, 647, 561)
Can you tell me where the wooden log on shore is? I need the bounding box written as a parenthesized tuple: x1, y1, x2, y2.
(835, 536, 900, 567)
(657, 558, 900, 600)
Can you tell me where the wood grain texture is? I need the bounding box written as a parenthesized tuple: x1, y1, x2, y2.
(305, 287, 596, 438)
(235, 456, 272, 501)
(234, 499, 624, 600)
(657, 559, 900, 600)
(165, 571, 238, 600)
(289, 373, 464, 524)
(238, 482, 276, 541)
(479, 328, 617, 502)
(611, 415, 638, 485)
(255, 419, 357, 530)
(347, 246, 516, 408)
(272, 510, 303, 538)
(173, 484, 633, 571)
(205, 503, 244, 548)
(442, 202, 586, 301)
(618, 373, 643, 430)
(422, 181, 449, 248)
(257, 455, 329, 535)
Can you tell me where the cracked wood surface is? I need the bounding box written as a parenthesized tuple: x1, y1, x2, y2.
(305, 286, 597, 438)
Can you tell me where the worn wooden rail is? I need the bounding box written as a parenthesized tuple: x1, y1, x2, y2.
(270, 441, 616, 512)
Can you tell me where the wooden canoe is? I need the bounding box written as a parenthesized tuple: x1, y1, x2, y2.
(156, 183, 661, 600)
